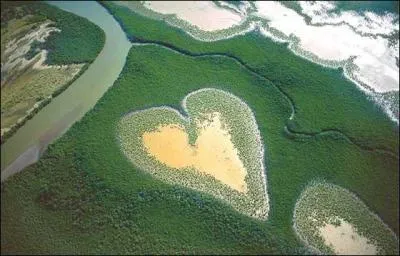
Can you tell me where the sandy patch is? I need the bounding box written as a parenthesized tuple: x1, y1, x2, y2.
(142, 1, 243, 31)
(299, 1, 398, 36)
(142, 112, 247, 193)
(1, 21, 61, 83)
(319, 217, 377, 255)
(2, 20, 82, 86)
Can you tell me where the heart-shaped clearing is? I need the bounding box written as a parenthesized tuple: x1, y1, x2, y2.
(142, 112, 247, 193)
(118, 88, 269, 219)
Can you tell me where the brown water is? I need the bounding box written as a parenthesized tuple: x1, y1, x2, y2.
(1, 1, 131, 180)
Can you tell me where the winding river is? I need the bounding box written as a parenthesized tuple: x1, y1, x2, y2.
(1, 1, 131, 181)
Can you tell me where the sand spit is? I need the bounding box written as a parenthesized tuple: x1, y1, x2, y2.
(142, 112, 248, 193)
(143, 1, 243, 31)
(319, 217, 377, 255)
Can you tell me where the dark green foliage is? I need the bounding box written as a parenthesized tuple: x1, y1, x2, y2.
(2, 2, 399, 254)
(100, 2, 399, 155)
(2, 43, 398, 254)
(1, 1, 38, 25)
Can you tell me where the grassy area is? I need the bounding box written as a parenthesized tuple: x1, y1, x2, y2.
(0, 1, 105, 143)
(1, 64, 83, 128)
(2, 41, 398, 253)
(100, 1, 399, 154)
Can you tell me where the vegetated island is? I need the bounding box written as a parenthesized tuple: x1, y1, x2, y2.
(293, 181, 399, 255)
(1, 1, 105, 144)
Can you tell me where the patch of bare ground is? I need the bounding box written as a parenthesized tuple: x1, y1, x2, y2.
(1, 19, 84, 138)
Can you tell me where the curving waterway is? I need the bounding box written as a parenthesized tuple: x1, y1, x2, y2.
(1, 1, 131, 181)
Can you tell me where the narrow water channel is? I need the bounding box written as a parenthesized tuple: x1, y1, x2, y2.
(1, 1, 131, 180)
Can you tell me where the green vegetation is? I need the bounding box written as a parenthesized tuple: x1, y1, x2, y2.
(293, 181, 399, 254)
(118, 89, 269, 219)
(100, 2, 399, 155)
(1, 2, 398, 254)
(1, 1, 105, 144)
(2, 42, 398, 253)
